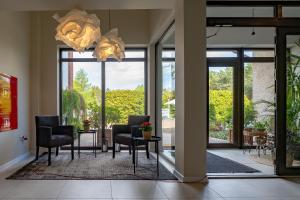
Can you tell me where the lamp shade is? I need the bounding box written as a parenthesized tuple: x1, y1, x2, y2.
(54, 9, 101, 52)
(93, 28, 125, 61)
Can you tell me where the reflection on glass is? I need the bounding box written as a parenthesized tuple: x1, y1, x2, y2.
(105, 62, 145, 146)
(62, 51, 94, 59)
(243, 62, 275, 159)
(207, 51, 238, 58)
(124, 51, 145, 58)
(286, 35, 300, 168)
(62, 61, 102, 147)
(162, 60, 175, 153)
(208, 66, 233, 144)
(244, 50, 274, 58)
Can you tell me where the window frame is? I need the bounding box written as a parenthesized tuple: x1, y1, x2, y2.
(207, 48, 275, 148)
(58, 47, 148, 129)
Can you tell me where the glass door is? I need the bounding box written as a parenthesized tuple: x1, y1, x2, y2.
(276, 28, 300, 175)
(208, 60, 239, 147)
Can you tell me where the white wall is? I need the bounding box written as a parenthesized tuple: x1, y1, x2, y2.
(0, 11, 31, 165)
(31, 10, 151, 118)
(149, 9, 174, 43)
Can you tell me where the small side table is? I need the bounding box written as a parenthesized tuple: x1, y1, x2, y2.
(133, 136, 161, 177)
(78, 129, 97, 158)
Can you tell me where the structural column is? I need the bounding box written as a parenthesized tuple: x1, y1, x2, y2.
(174, 0, 207, 182)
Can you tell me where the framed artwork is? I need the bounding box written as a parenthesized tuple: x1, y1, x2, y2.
(0, 73, 18, 132)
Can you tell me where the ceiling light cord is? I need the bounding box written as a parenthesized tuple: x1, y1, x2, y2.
(251, 8, 256, 36)
(108, 9, 111, 30)
(206, 26, 221, 39)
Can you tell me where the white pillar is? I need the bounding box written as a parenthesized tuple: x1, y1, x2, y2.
(174, 0, 207, 182)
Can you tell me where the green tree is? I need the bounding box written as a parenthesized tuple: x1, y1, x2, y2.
(74, 69, 91, 92)
(209, 68, 233, 90)
(106, 89, 144, 124)
(244, 63, 253, 99)
(62, 89, 86, 131)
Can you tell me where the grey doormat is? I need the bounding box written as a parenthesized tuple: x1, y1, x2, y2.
(207, 152, 260, 173)
(7, 152, 176, 180)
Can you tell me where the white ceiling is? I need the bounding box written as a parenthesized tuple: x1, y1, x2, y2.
(0, 0, 175, 11)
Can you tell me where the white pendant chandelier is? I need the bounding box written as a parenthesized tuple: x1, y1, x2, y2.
(54, 9, 125, 61)
(94, 28, 125, 61)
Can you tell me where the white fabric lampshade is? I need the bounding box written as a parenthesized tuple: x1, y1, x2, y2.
(93, 28, 125, 61)
(54, 9, 101, 52)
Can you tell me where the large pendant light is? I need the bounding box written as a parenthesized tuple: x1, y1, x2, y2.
(53, 9, 101, 52)
(93, 10, 125, 61)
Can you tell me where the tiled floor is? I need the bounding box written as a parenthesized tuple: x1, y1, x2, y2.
(1, 155, 300, 199)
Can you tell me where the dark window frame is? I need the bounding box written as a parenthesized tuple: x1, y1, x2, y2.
(58, 47, 148, 147)
(207, 48, 275, 148)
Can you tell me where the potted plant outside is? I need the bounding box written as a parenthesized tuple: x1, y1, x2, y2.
(254, 121, 267, 132)
(140, 122, 153, 140)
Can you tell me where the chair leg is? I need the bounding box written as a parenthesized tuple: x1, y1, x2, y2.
(71, 143, 74, 160)
(113, 141, 115, 158)
(48, 147, 51, 166)
(56, 147, 59, 156)
(129, 145, 132, 155)
(146, 143, 150, 159)
(132, 143, 135, 164)
(36, 146, 39, 160)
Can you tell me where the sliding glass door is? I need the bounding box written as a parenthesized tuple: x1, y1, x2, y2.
(156, 23, 175, 161)
(59, 48, 147, 149)
(276, 28, 300, 175)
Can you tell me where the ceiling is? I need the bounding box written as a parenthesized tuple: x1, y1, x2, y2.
(0, 0, 175, 11)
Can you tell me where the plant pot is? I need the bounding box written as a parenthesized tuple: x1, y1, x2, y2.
(83, 124, 90, 132)
(143, 131, 152, 140)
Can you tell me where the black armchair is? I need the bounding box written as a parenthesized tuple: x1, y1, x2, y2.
(35, 116, 74, 165)
(112, 115, 150, 161)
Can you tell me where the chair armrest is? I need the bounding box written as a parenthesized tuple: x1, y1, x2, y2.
(52, 125, 74, 138)
(131, 125, 142, 138)
(112, 125, 130, 135)
(38, 126, 52, 145)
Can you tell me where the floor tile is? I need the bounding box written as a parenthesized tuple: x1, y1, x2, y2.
(111, 180, 166, 199)
(208, 179, 273, 198)
(158, 181, 222, 199)
(58, 180, 111, 199)
(224, 198, 280, 200)
(0, 180, 20, 198)
(4, 180, 66, 199)
(246, 178, 300, 198)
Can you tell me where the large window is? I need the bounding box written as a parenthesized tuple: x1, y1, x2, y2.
(59, 48, 147, 148)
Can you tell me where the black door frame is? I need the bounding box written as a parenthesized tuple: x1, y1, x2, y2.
(207, 56, 240, 148)
(276, 27, 300, 175)
(207, 48, 275, 148)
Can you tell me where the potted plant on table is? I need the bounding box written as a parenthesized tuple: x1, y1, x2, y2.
(140, 122, 153, 140)
(83, 119, 91, 132)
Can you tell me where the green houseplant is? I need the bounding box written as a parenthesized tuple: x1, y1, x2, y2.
(286, 38, 300, 162)
(140, 122, 153, 140)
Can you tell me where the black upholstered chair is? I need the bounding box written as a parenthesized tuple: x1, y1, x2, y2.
(35, 116, 74, 165)
(112, 115, 150, 161)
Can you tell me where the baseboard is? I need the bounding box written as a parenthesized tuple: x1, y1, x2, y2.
(0, 152, 31, 173)
(173, 169, 208, 183)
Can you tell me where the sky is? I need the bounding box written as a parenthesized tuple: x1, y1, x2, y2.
(62, 51, 145, 90)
